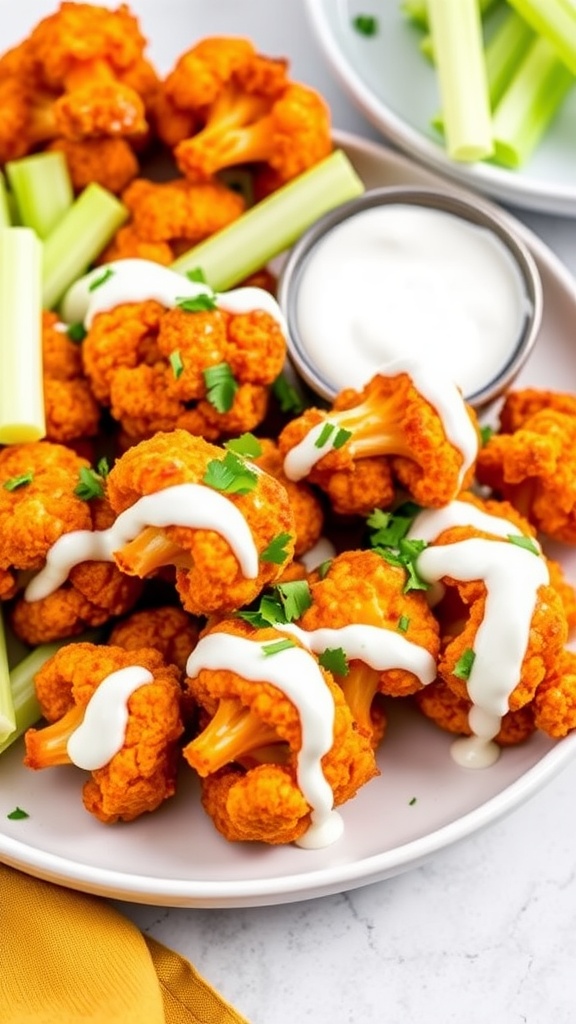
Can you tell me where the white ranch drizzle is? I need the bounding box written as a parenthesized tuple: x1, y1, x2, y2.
(282, 356, 478, 489)
(24, 483, 259, 602)
(406, 499, 539, 547)
(60, 258, 288, 334)
(415, 538, 549, 768)
(278, 622, 437, 683)
(66, 665, 154, 771)
(185, 633, 343, 849)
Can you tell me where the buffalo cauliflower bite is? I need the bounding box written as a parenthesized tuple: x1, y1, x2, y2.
(42, 311, 101, 445)
(24, 642, 184, 823)
(183, 620, 378, 845)
(105, 429, 296, 616)
(414, 679, 536, 746)
(0, 441, 142, 644)
(278, 365, 479, 516)
(109, 604, 201, 673)
(47, 137, 139, 194)
(532, 648, 576, 739)
(156, 36, 332, 188)
(497, 387, 576, 433)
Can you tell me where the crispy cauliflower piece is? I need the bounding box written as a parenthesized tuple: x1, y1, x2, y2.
(498, 387, 576, 433)
(414, 679, 536, 746)
(42, 311, 101, 445)
(109, 604, 200, 673)
(105, 429, 296, 616)
(47, 137, 139, 194)
(252, 438, 324, 558)
(532, 648, 576, 739)
(24, 642, 184, 823)
(278, 366, 479, 516)
(183, 620, 378, 845)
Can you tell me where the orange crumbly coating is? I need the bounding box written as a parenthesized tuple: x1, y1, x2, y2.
(24, 642, 184, 823)
(105, 430, 296, 616)
(183, 620, 378, 845)
(477, 408, 576, 543)
(47, 136, 139, 194)
(253, 439, 324, 557)
(532, 648, 576, 739)
(42, 311, 101, 445)
(154, 36, 332, 188)
(497, 387, 576, 433)
(81, 296, 286, 443)
(414, 679, 536, 746)
(109, 604, 201, 672)
(278, 370, 479, 516)
(297, 549, 440, 743)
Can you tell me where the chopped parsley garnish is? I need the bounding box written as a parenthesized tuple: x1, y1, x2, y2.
(67, 322, 87, 343)
(275, 580, 312, 621)
(225, 433, 262, 458)
(88, 267, 115, 292)
(314, 422, 352, 450)
(454, 648, 476, 681)
(352, 13, 379, 36)
(260, 532, 292, 565)
(480, 424, 494, 446)
(177, 291, 217, 313)
(186, 267, 207, 283)
(74, 466, 105, 501)
(376, 538, 429, 592)
(272, 372, 305, 415)
(317, 559, 333, 579)
(3, 472, 33, 491)
(169, 349, 185, 380)
(367, 502, 422, 548)
(507, 534, 540, 556)
(202, 451, 258, 494)
(408, 796, 417, 806)
(319, 647, 349, 677)
(238, 593, 286, 628)
(261, 638, 297, 657)
(96, 456, 110, 478)
(397, 615, 410, 633)
(203, 361, 238, 413)
(7, 806, 29, 820)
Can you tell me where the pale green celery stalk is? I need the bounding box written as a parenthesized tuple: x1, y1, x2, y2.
(0, 643, 58, 754)
(402, 0, 500, 30)
(171, 150, 364, 291)
(0, 609, 15, 746)
(431, 10, 535, 133)
(492, 35, 574, 168)
(427, 0, 493, 161)
(42, 182, 128, 310)
(507, 0, 576, 75)
(6, 152, 74, 239)
(0, 227, 45, 444)
(0, 173, 11, 227)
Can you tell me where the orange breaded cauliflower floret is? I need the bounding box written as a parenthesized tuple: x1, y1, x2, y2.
(278, 365, 479, 516)
(252, 438, 324, 558)
(99, 176, 246, 263)
(0, 441, 142, 644)
(414, 679, 536, 747)
(497, 387, 576, 433)
(105, 430, 296, 616)
(109, 604, 201, 673)
(156, 36, 332, 188)
(47, 137, 139, 194)
(183, 620, 378, 845)
(42, 311, 101, 445)
(24, 642, 184, 823)
(477, 407, 576, 543)
(80, 269, 286, 444)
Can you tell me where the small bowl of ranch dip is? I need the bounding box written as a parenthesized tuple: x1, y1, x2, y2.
(278, 186, 542, 410)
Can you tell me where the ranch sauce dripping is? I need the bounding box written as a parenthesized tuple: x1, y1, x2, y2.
(282, 355, 478, 491)
(415, 538, 549, 768)
(292, 203, 530, 400)
(24, 483, 259, 602)
(186, 633, 343, 849)
(66, 665, 154, 770)
(61, 258, 288, 334)
(406, 499, 531, 545)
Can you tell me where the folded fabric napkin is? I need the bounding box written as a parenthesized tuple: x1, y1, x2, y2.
(1, 863, 249, 1024)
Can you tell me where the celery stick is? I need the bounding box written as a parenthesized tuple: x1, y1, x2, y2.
(402, 0, 501, 30)
(507, 0, 576, 76)
(6, 152, 74, 240)
(171, 150, 364, 291)
(0, 609, 15, 746)
(42, 182, 128, 310)
(427, 0, 494, 161)
(0, 227, 45, 445)
(0, 173, 11, 227)
(492, 35, 574, 168)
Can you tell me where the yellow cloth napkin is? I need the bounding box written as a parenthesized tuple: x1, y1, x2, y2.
(1, 863, 250, 1024)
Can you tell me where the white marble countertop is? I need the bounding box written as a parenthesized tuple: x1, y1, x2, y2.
(5, 2, 576, 1020)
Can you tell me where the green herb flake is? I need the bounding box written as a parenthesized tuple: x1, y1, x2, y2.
(408, 796, 417, 806)
(225, 433, 262, 459)
(177, 291, 217, 313)
(274, 580, 312, 621)
(317, 559, 333, 579)
(237, 593, 285, 628)
(314, 422, 335, 448)
(185, 267, 207, 283)
(169, 349, 185, 380)
(74, 466, 105, 501)
(332, 427, 352, 450)
(67, 322, 87, 343)
(202, 451, 258, 495)
(272, 373, 305, 415)
(376, 537, 429, 593)
(3, 472, 33, 491)
(352, 13, 379, 36)
(319, 647, 349, 677)
(507, 534, 540, 556)
(260, 532, 293, 565)
(397, 615, 410, 633)
(454, 648, 476, 681)
(88, 267, 115, 292)
(7, 806, 29, 820)
(96, 456, 110, 478)
(261, 638, 297, 657)
(367, 501, 421, 548)
(480, 424, 494, 446)
(203, 361, 239, 413)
